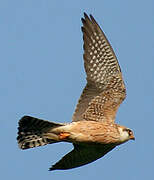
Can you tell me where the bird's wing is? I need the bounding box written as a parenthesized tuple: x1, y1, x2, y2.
(72, 13, 126, 122)
(49, 144, 115, 171)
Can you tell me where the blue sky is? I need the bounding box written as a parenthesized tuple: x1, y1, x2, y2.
(1, 0, 153, 179)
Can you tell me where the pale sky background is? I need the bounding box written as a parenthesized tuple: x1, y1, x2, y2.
(1, 0, 154, 179)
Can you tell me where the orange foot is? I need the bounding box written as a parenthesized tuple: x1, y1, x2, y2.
(59, 132, 70, 140)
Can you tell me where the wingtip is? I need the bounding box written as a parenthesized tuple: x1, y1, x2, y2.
(48, 168, 53, 171)
(83, 12, 95, 20)
(83, 12, 88, 18)
(83, 12, 92, 21)
(89, 14, 97, 24)
(48, 166, 57, 171)
(82, 12, 97, 27)
(89, 14, 94, 20)
(81, 17, 85, 24)
(81, 13, 91, 28)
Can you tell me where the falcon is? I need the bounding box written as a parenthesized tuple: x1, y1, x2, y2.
(17, 13, 135, 171)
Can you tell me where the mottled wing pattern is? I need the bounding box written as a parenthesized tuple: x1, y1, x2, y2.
(50, 144, 115, 171)
(72, 83, 100, 122)
(72, 13, 126, 122)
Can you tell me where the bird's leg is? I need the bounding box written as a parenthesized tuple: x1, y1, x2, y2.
(59, 132, 70, 140)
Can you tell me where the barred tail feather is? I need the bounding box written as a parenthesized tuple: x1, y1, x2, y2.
(17, 116, 63, 150)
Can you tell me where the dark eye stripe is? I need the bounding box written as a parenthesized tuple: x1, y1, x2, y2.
(124, 128, 132, 134)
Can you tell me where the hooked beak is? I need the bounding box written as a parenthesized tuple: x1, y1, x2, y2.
(130, 134, 135, 140)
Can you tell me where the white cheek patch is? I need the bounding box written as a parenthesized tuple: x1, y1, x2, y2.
(119, 128, 129, 142)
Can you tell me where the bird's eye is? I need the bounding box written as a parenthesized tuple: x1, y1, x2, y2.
(125, 129, 132, 135)
(127, 129, 132, 135)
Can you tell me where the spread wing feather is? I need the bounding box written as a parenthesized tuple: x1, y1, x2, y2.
(72, 13, 126, 122)
(50, 144, 115, 170)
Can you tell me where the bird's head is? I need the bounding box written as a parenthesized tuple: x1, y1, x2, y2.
(118, 126, 135, 143)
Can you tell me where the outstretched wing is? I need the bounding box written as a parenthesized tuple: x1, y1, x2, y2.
(49, 144, 115, 171)
(72, 13, 126, 122)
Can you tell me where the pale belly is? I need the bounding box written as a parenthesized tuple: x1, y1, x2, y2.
(54, 121, 119, 144)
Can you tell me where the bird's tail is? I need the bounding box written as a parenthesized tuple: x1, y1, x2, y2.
(17, 116, 64, 150)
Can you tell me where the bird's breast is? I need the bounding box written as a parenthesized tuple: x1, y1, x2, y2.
(57, 121, 120, 144)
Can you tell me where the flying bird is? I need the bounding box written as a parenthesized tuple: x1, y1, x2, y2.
(17, 13, 135, 171)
